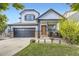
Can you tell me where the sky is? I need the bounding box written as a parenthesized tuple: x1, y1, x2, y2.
(3, 3, 70, 24)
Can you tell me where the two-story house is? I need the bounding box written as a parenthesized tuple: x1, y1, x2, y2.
(5, 9, 65, 38)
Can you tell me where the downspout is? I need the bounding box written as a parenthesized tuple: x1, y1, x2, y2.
(9, 25, 11, 38)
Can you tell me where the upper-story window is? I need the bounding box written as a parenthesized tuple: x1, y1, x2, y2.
(25, 14, 35, 21)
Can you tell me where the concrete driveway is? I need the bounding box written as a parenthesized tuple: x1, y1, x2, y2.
(0, 38, 30, 56)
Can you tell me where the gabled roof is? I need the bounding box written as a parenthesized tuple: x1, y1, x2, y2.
(37, 9, 65, 19)
(20, 9, 40, 15)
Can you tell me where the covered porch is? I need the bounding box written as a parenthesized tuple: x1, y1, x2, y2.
(39, 20, 59, 38)
(37, 9, 65, 38)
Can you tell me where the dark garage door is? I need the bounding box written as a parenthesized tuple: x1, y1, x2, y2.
(14, 28, 35, 37)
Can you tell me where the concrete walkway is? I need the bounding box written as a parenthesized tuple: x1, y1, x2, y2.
(0, 38, 30, 56)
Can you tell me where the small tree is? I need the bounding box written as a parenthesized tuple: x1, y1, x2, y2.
(0, 3, 24, 35)
(0, 14, 7, 34)
(59, 19, 79, 44)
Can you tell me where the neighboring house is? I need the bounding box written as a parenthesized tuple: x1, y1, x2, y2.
(5, 9, 65, 38)
(64, 11, 79, 21)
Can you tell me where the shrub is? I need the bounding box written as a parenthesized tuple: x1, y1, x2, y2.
(30, 39, 36, 43)
(59, 19, 79, 44)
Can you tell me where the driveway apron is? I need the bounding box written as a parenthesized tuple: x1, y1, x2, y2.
(0, 38, 30, 56)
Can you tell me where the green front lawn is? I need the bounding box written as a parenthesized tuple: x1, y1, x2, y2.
(15, 43, 79, 56)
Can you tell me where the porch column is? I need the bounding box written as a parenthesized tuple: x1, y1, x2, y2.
(46, 22, 49, 37)
(57, 23, 59, 31)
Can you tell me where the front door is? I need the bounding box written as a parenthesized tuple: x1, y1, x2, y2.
(41, 25, 47, 35)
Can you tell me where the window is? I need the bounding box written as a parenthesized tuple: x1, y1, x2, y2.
(25, 14, 35, 21)
(48, 24, 56, 32)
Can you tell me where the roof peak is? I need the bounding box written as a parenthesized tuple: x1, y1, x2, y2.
(37, 8, 65, 19)
(20, 9, 40, 15)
